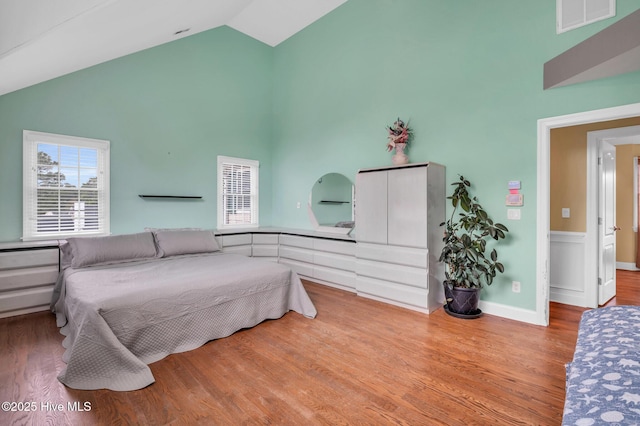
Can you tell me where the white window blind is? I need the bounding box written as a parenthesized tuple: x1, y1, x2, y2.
(557, 0, 615, 33)
(217, 156, 259, 228)
(23, 130, 110, 240)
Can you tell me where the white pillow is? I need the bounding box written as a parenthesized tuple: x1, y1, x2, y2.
(67, 232, 158, 268)
(152, 230, 220, 257)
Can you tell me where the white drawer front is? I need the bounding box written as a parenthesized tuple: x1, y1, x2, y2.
(356, 243, 427, 269)
(222, 234, 252, 247)
(313, 251, 355, 272)
(0, 287, 53, 315)
(279, 246, 314, 264)
(279, 234, 313, 249)
(279, 259, 313, 277)
(252, 245, 278, 257)
(222, 245, 251, 256)
(356, 259, 427, 289)
(313, 239, 356, 256)
(0, 266, 59, 291)
(252, 234, 279, 245)
(313, 265, 356, 289)
(356, 276, 428, 309)
(0, 249, 58, 270)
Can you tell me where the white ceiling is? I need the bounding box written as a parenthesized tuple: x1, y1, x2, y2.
(0, 0, 347, 97)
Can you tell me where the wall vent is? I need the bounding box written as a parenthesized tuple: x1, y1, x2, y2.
(557, 0, 616, 33)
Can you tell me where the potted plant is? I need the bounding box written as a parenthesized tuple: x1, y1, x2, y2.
(438, 175, 509, 317)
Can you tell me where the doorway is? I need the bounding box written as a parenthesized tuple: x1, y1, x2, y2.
(536, 102, 640, 326)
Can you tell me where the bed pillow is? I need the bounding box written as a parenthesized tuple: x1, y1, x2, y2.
(153, 229, 220, 257)
(59, 241, 74, 270)
(67, 232, 158, 268)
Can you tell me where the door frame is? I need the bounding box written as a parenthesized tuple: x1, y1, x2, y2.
(536, 102, 640, 326)
(586, 126, 640, 307)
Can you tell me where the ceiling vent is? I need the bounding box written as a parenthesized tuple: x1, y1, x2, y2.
(557, 0, 616, 33)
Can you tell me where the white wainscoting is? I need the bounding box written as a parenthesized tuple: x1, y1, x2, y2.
(549, 231, 589, 307)
(617, 262, 640, 271)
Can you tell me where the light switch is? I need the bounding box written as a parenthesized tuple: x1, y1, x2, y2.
(562, 208, 570, 218)
(507, 209, 521, 220)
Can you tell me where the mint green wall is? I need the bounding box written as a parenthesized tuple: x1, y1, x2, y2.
(271, 0, 640, 310)
(1, 1, 639, 312)
(0, 26, 273, 241)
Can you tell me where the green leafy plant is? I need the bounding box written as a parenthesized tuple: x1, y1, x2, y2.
(439, 175, 509, 289)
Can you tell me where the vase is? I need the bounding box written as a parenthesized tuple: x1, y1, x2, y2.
(392, 143, 408, 165)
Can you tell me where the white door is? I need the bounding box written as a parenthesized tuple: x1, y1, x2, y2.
(355, 171, 388, 244)
(387, 166, 428, 248)
(599, 141, 617, 305)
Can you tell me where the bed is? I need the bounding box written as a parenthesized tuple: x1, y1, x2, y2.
(51, 230, 317, 391)
(562, 305, 640, 425)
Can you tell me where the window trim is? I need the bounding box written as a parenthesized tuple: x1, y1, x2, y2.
(217, 155, 259, 229)
(22, 130, 110, 241)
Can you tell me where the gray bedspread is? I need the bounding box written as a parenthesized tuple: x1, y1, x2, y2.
(51, 253, 317, 391)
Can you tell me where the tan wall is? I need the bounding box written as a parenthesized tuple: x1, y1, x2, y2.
(615, 144, 640, 263)
(550, 117, 640, 261)
(550, 126, 588, 232)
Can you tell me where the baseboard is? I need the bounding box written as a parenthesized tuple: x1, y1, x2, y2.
(479, 300, 543, 325)
(617, 262, 640, 271)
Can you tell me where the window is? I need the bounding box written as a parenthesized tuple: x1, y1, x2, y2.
(217, 156, 259, 228)
(23, 130, 110, 240)
(557, 0, 615, 33)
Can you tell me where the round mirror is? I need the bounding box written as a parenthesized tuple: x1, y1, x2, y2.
(308, 173, 354, 234)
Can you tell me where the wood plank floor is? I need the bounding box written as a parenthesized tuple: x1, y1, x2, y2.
(1, 272, 639, 425)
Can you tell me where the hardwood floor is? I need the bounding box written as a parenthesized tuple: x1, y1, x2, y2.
(1, 273, 639, 426)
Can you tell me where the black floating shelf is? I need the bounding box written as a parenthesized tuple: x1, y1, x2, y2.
(139, 195, 203, 199)
(319, 200, 350, 204)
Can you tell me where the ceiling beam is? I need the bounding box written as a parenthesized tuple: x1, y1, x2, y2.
(544, 8, 640, 90)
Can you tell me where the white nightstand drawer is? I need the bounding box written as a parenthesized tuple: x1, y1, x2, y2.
(222, 245, 251, 256)
(253, 234, 279, 245)
(0, 249, 58, 270)
(356, 258, 427, 289)
(252, 245, 278, 257)
(279, 246, 313, 264)
(356, 243, 427, 269)
(222, 234, 252, 247)
(313, 238, 356, 256)
(279, 259, 313, 277)
(279, 234, 313, 249)
(314, 251, 355, 272)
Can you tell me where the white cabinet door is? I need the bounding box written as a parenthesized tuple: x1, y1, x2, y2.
(355, 171, 388, 244)
(387, 166, 427, 248)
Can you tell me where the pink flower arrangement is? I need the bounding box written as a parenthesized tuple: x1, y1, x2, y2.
(386, 117, 413, 151)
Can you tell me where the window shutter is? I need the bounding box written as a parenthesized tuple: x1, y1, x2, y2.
(217, 156, 259, 228)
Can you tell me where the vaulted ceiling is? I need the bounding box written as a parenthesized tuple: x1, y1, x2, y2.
(0, 0, 347, 96)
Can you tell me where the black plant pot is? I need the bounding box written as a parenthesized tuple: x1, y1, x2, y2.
(444, 284, 482, 318)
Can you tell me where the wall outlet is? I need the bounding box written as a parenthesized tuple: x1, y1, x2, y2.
(296, 201, 301, 209)
(512, 281, 521, 293)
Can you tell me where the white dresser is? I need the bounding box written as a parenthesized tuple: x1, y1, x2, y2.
(355, 162, 445, 313)
(0, 243, 60, 318)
